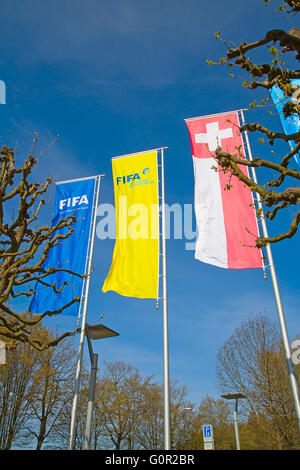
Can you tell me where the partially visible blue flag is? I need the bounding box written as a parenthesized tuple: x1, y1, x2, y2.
(270, 79, 300, 166)
(29, 177, 96, 316)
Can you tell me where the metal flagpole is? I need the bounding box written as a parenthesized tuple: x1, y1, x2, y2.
(68, 175, 102, 450)
(160, 147, 171, 450)
(240, 110, 300, 432)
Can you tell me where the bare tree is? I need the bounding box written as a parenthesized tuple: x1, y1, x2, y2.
(216, 313, 300, 449)
(135, 381, 163, 450)
(0, 141, 84, 350)
(169, 380, 194, 450)
(24, 333, 77, 450)
(0, 335, 40, 449)
(208, 1, 300, 248)
(93, 362, 196, 450)
(94, 361, 145, 450)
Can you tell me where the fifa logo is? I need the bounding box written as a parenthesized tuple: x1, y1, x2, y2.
(116, 168, 151, 186)
(59, 194, 89, 210)
(0, 81, 6, 104)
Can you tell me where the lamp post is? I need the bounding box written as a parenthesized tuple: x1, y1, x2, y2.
(83, 323, 119, 450)
(221, 393, 246, 450)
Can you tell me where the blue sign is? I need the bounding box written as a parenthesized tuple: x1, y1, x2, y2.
(29, 177, 96, 316)
(203, 425, 212, 438)
(270, 79, 300, 167)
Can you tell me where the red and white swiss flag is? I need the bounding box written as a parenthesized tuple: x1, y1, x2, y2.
(185, 111, 263, 269)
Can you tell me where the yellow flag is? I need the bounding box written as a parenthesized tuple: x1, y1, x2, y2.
(102, 151, 159, 299)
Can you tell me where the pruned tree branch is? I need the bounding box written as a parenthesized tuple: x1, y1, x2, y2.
(208, 5, 300, 248)
(0, 142, 83, 349)
(227, 29, 300, 61)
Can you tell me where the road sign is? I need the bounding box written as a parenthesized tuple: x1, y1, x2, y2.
(202, 424, 215, 450)
(204, 442, 214, 450)
(202, 424, 213, 440)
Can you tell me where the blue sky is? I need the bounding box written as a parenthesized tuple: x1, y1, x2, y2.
(1, 0, 300, 405)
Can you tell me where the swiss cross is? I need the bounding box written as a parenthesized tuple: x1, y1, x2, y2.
(195, 121, 233, 151)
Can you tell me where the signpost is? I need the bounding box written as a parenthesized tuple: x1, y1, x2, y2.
(202, 424, 215, 450)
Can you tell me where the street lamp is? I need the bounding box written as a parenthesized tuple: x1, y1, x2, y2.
(84, 323, 119, 450)
(221, 393, 246, 450)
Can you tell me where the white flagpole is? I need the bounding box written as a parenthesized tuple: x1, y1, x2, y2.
(160, 147, 171, 450)
(240, 110, 300, 432)
(68, 175, 101, 450)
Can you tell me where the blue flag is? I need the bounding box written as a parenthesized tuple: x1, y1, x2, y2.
(29, 177, 96, 316)
(270, 79, 300, 167)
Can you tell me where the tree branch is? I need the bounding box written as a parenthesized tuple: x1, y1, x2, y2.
(227, 29, 300, 61)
